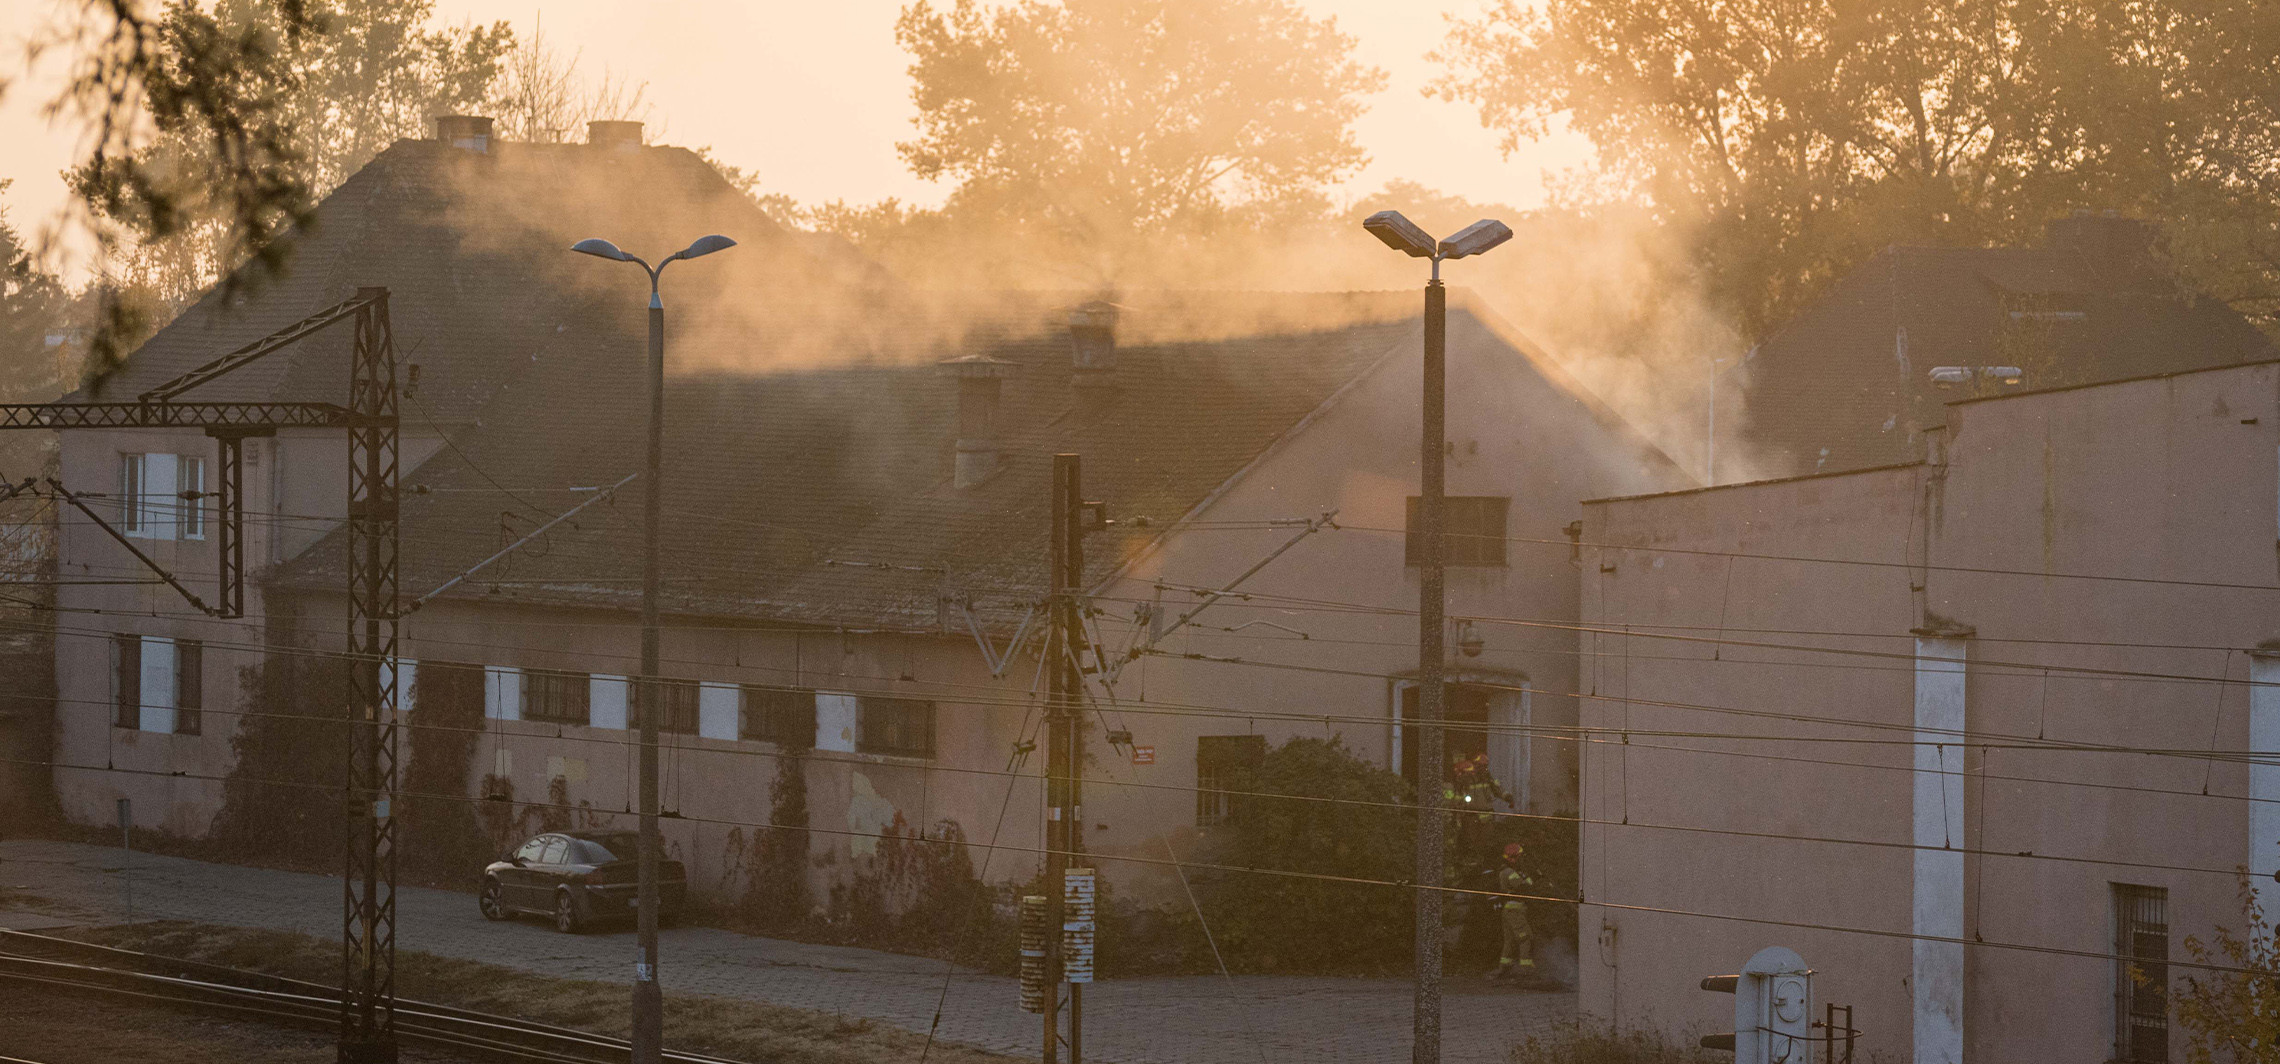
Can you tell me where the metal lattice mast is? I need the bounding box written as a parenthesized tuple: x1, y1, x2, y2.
(340, 288, 402, 1064)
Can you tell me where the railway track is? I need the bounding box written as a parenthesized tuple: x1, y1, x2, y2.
(0, 929, 745, 1064)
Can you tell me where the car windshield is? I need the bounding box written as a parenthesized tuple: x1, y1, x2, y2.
(580, 833, 641, 863)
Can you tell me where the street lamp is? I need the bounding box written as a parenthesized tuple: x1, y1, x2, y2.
(570, 231, 735, 1064)
(1362, 208, 1511, 1064)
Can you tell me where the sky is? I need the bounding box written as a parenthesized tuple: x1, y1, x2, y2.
(0, 0, 1590, 280)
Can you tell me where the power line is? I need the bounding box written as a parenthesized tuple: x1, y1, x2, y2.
(20, 753, 2277, 984)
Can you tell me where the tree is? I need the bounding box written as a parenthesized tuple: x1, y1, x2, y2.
(0, 183, 69, 403)
(75, 0, 511, 323)
(1431, 0, 2280, 338)
(490, 19, 646, 145)
(2169, 877, 2280, 1063)
(892, 0, 1384, 283)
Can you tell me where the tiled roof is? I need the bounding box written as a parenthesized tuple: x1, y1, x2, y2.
(1740, 219, 2273, 476)
(81, 138, 885, 418)
(271, 290, 1443, 632)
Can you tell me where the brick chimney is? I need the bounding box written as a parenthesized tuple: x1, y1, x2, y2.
(2046, 209, 2156, 273)
(433, 114, 494, 153)
(939, 355, 1015, 489)
(587, 120, 644, 151)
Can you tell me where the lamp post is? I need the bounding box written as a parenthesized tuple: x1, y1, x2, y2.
(570, 232, 735, 1064)
(1361, 210, 1512, 1064)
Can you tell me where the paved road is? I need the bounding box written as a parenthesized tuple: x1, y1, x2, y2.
(0, 838, 1573, 1063)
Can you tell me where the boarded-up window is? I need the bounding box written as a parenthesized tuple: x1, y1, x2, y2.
(633, 678, 700, 735)
(175, 639, 203, 734)
(1404, 496, 1509, 567)
(2114, 883, 2169, 1063)
(1195, 735, 1266, 827)
(857, 697, 935, 758)
(112, 633, 140, 728)
(742, 686, 816, 747)
(522, 669, 591, 725)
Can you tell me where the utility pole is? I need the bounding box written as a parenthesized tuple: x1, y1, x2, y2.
(1043, 453, 1087, 1064)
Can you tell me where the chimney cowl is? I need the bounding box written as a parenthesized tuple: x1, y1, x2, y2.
(940, 355, 1015, 489)
(433, 114, 494, 153)
(587, 120, 644, 150)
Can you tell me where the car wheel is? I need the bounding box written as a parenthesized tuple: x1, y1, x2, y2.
(479, 878, 508, 921)
(554, 889, 583, 934)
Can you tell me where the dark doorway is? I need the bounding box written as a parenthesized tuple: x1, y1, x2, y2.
(1399, 683, 1492, 786)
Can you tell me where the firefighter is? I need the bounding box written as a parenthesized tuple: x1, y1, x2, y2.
(1490, 842, 1536, 981)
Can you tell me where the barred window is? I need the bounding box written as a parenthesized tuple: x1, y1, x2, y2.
(2114, 883, 2169, 1063)
(858, 697, 935, 758)
(1195, 735, 1265, 827)
(1404, 496, 1509, 567)
(178, 456, 206, 539)
(741, 686, 816, 747)
(175, 639, 203, 735)
(633, 678, 700, 735)
(522, 670, 591, 725)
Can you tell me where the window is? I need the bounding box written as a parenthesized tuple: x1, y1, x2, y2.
(1398, 683, 1494, 785)
(632, 678, 700, 735)
(113, 634, 140, 728)
(119, 454, 143, 535)
(1404, 496, 1509, 567)
(513, 837, 547, 863)
(117, 453, 202, 540)
(742, 686, 817, 747)
(857, 697, 935, 757)
(1195, 735, 1265, 827)
(538, 836, 569, 865)
(175, 640, 202, 735)
(2114, 884, 2170, 1063)
(521, 670, 591, 725)
(177, 455, 205, 539)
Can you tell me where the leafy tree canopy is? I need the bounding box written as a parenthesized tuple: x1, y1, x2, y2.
(893, 0, 1384, 283)
(1434, 0, 2280, 337)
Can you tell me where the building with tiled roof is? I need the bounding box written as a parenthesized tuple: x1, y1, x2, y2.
(42, 119, 1689, 963)
(1735, 212, 2273, 478)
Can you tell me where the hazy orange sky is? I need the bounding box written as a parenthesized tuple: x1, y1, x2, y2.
(0, 0, 1588, 278)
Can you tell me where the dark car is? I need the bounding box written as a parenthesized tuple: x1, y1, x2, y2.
(479, 829, 686, 933)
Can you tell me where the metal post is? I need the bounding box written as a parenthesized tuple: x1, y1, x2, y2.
(1042, 455, 1072, 1064)
(340, 288, 401, 1064)
(1413, 274, 1448, 1064)
(1062, 456, 1085, 1064)
(117, 798, 131, 925)
(633, 284, 666, 1064)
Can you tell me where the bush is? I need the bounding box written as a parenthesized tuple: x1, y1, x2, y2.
(1198, 735, 1415, 973)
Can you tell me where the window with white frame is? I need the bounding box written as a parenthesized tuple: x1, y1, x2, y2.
(110, 633, 198, 734)
(118, 452, 205, 539)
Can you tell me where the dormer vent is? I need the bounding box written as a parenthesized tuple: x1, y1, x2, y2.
(433, 114, 494, 153)
(587, 120, 644, 150)
(939, 355, 1015, 489)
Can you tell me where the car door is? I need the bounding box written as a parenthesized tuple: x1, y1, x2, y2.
(503, 835, 549, 911)
(535, 835, 571, 903)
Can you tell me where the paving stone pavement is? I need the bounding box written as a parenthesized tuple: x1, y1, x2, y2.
(0, 839, 1575, 1062)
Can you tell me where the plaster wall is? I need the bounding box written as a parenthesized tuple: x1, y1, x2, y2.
(1580, 361, 2280, 1062)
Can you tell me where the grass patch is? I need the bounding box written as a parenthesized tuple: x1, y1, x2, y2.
(67, 920, 1017, 1064)
(1508, 1026, 1729, 1064)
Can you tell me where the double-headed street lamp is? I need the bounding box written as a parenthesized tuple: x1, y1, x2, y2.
(1361, 209, 1512, 1064)
(570, 232, 735, 1064)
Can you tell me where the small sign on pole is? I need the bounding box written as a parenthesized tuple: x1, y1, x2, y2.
(1131, 745, 1155, 765)
(1063, 867, 1097, 984)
